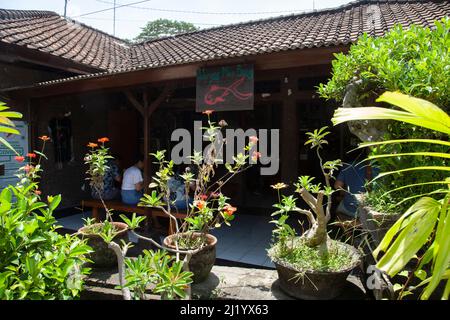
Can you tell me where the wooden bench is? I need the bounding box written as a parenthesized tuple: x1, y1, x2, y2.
(81, 199, 187, 235)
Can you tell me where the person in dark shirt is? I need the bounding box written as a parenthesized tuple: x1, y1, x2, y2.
(91, 158, 122, 200)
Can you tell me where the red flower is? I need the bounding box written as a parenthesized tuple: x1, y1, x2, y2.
(23, 164, 33, 173)
(203, 110, 214, 115)
(249, 136, 259, 144)
(251, 151, 262, 161)
(223, 205, 237, 216)
(39, 135, 50, 141)
(15, 156, 25, 162)
(198, 194, 208, 201)
(27, 153, 37, 158)
(194, 200, 206, 210)
(98, 137, 110, 144)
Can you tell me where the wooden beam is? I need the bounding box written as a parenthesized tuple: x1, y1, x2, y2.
(124, 90, 144, 115)
(4, 45, 349, 99)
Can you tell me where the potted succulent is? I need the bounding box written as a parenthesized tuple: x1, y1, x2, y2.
(77, 137, 129, 268)
(139, 110, 258, 283)
(268, 127, 361, 300)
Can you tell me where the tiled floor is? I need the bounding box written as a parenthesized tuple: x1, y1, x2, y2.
(58, 212, 275, 268)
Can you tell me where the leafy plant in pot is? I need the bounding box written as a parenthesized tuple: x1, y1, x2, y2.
(139, 110, 259, 283)
(268, 127, 361, 300)
(78, 138, 129, 268)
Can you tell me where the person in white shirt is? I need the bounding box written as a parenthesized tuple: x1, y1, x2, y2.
(121, 155, 144, 205)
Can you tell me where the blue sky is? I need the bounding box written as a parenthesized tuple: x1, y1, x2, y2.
(0, 0, 352, 40)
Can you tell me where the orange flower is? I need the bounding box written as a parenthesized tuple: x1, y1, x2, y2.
(203, 110, 214, 115)
(27, 153, 37, 158)
(98, 137, 110, 143)
(194, 200, 206, 210)
(34, 190, 42, 195)
(39, 135, 50, 141)
(15, 156, 25, 162)
(87, 142, 98, 148)
(223, 205, 237, 216)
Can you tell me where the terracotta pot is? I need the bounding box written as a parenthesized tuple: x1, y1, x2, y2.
(78, 222, 129, 268)
(163, 232, 217, 284)
(271, 241, 361, 300)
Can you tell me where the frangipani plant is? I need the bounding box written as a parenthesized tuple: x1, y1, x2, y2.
(332, 91, 449, 299)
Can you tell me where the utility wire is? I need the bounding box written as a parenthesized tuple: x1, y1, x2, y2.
(73, 0, 153, 18)
(94, 0, 306, 16)
(78, 16, 221, 26)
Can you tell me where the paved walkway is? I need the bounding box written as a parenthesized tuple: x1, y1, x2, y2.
(58, 212, 276, 268)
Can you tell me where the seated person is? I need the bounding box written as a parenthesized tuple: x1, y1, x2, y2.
(167, 166, 194, 211)
(121, 155, 144, 205)
(334, 153, 377, 221)
(91, 157, 122, 200)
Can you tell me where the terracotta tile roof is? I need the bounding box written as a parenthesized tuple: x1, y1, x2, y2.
(0, 9, 129, 71)
(1, 0, 449, 84)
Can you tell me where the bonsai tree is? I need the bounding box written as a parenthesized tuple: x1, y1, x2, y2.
(268, 127, 360, 299)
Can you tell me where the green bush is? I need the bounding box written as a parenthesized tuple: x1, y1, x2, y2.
(319, 18, 450, 213)
(0, 144, 92, 299)
(319, 17, 450, 109)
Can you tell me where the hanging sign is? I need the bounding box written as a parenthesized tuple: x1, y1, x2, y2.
(196, 64, 254, 112)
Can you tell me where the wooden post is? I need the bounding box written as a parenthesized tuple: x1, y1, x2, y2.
(280, 74, 299, 186)
(124, 85, 174, 231)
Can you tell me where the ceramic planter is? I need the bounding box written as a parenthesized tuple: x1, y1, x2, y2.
(270, 241, 361, 300)
(163, 232, 217, 284)
(78, 222, 129, 268)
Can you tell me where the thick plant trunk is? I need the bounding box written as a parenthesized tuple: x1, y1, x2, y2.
(299, 189, 329, 256)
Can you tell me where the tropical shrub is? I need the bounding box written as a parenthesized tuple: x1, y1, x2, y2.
(0, 136, 92, 299)
(332, 91, 449, 299)
(319, 17, 450, 214)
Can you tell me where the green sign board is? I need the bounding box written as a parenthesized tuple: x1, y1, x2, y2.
(196, 64, 254, 112)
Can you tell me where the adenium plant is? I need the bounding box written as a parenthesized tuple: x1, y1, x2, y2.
(271, 127, 342, 256)
(139, 110, 259, 250)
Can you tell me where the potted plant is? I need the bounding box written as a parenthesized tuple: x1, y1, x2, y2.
(268, 127, 361, 300)
(77, 137, 129, 268)
(139, 110, 258, 283)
